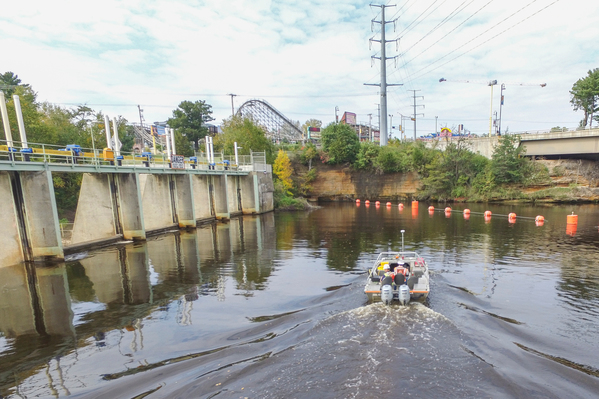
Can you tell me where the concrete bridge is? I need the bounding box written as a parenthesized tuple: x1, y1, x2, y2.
(0, 149, 274, 267)
(427, 128, 599, 159)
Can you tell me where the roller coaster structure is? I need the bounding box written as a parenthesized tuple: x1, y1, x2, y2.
(237, 99, 303, 142)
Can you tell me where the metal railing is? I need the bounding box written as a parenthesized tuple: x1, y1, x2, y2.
(0, 140, 266, 173)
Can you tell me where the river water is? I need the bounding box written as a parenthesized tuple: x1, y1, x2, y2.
(1, 202, 599, 398)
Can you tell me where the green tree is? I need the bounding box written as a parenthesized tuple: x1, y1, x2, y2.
(354, 141, 380, 170)
(167, 100, 214, 150)
(299, 142, 319, 170)
(570, 68, 599, 128)
(490, 134, 529, 184)
(320, 122, 360, 164)
(173, 129, 194, 156)
(217, 115, 275, 163)
(0, 71, 30, 97)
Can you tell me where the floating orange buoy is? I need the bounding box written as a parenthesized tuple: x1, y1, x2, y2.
(463, 209, 470, 215)
(356, 199, 360, 203)
(535, 215, 544, 222)
(484, 215, 492, 224)
(566, 213, 578, 225)
(445, 207, 452, 213)
(375, 201, 380, 206)
(398, 203, 404, 209)
(566, 223, 577, 236)
(365, 200, 370, 204)
(428, 206, 435, 212)
(428, 209, 435, 216)
(412, 200, 419, 208)
(412, 207, 418, 219)
(536, 220, 544, 227)
(464, 213, 470, 220)
(386, 202, 392, 207)
(508, 212, 516, 219)
(484, 210, 492, 217)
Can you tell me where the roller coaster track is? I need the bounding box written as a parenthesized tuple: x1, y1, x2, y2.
(237, 99, 303, 142)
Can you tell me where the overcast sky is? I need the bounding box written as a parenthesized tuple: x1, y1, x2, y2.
(2, 0, 597, 138)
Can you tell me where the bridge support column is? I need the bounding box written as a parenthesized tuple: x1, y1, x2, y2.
(0, 172, 25, 267)
(19, 171, 63, 261)
(139, 174, 177, 233)
(211, 174, 230, 220)
(242, 168, 274, 214)
(116, 173, 146, 240)
(191, 175, 214, 223)
(71, 173, 145, 246)
(227, 174, 242, 217)
(173, 174, 196, 228)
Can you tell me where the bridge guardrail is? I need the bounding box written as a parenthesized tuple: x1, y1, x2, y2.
(0, 140, 266, 173)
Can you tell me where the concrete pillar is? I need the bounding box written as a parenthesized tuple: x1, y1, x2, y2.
(71, 173, 118, 245)
(228, 217, 244, 253)
(139, 174, 176, 233)
(35, 265, 75, 336)
(211, 174, 230, 220)
(173, 174, 196, 228)
(240, 173, 258, 214)
(19, 171, 63, 260)
(116, 173, 146, 240)
(0, 172, 24, 267)
(254, 166, 275, 213)
(0, 264, 37, 336)
(226, 175, 242, 217)
(191, 174, 214, 223)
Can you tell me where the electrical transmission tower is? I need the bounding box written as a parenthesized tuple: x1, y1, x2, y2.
(365, 4, 402, 146)
(409, 90, 424, 140)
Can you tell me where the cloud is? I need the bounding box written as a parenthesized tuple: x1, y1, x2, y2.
(1, 0, 597, 135)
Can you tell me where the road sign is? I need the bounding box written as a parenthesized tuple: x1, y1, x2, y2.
(171, 154, 185, 169)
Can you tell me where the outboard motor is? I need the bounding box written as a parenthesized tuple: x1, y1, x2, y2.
(398, 284, 410, 306)
(381, 284, 393, 305)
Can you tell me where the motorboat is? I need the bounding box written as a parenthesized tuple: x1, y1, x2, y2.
(364, 250, 430, 305)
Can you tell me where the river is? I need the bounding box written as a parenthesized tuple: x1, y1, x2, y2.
(1, 202, 599, 398)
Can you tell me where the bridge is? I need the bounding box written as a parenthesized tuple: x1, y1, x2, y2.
(0, 141, 274, 268)
(428, 128, 599, 160)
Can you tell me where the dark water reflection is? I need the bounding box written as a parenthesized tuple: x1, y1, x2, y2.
(1, 203, 599, 398)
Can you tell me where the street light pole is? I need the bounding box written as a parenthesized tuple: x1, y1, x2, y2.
(488, 80, 497, 137)
(498, 84, 505, 136)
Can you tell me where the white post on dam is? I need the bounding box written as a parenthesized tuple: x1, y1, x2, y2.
(12, 95, 28, 148)
(104, 115, 112, 150)
(0, 92, 14, 147)
(112, 117, 120, 156)
(165, 127, 172, 159)
(170, 128, 176, 155)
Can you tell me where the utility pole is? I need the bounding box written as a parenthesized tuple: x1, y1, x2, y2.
(389, 114, 393, 139)
(409, 90, 424, 140)
(335, 106, 339, 123)
(228, 94, 237, 116)
(367, 113, 372, 142)
(365, 4, 402, 146)
(435, 116, 438, 135)
(488, 80, 497, 137)
(498, 84, 505, 136)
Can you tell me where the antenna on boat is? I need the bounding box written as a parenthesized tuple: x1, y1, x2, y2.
(400, 229, 405, 252)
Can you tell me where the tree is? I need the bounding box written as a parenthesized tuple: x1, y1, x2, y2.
(570, 68, 599, 128)
(1, 71, 30, 97)
(273, 149, 293, 194)
(490, 134, 529, 184)
(217, 115, 275, 163)
(167, 100, 214, 150)
(320, 122, 360, 165)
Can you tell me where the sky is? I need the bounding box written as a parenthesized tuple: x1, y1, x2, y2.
(2, 0, 598, 138)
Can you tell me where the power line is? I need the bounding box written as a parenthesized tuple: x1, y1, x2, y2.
(408, 0, 561, 81)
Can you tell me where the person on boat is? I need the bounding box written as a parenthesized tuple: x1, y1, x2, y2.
(380, 263, 395, 286)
